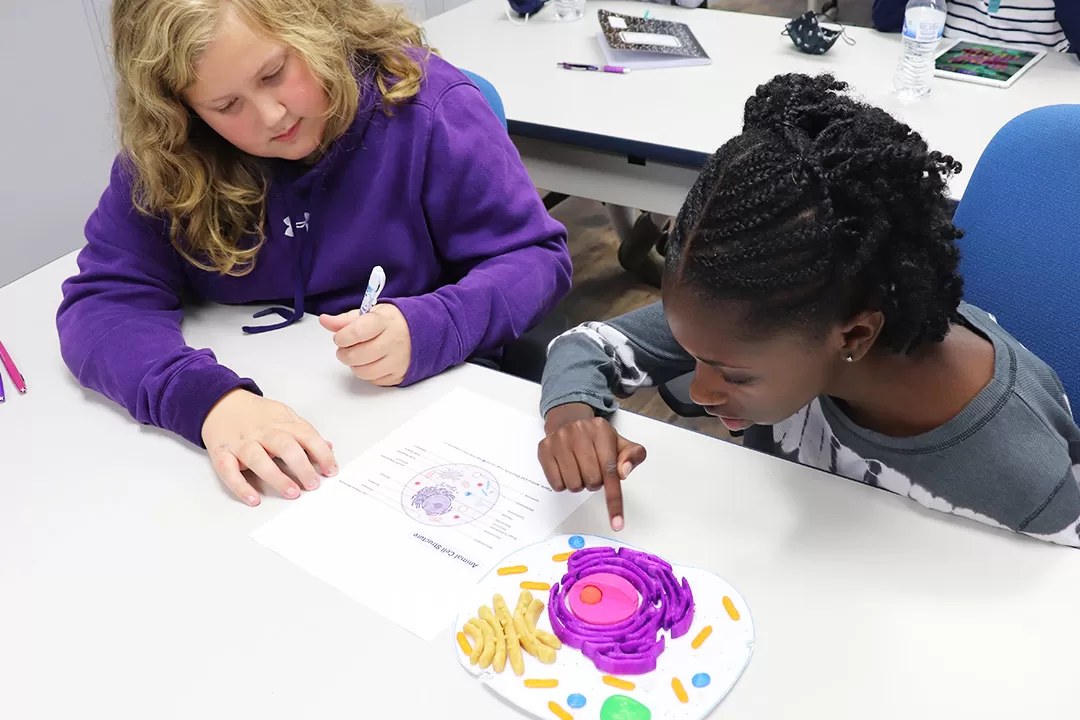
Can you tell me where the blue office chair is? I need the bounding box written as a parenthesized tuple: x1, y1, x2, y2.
(457, 68, 571, 383)
(460, 69, 507, 131)
(952, 104, 1080, 420)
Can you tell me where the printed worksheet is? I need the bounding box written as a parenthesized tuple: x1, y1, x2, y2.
(251, 388, 592, 640)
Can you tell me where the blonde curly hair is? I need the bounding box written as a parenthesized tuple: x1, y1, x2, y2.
(111, 0, 427, 275)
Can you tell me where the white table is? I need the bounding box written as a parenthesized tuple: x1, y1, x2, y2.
(424, 0, 1080, 214)
(2, 253, 1079, 719)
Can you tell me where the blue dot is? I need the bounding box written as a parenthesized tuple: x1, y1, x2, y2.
(465, 491, 471, 496)
(567, 693, 586, 709)
(692, 672, 711, 688)
(568, 535, 585, 549)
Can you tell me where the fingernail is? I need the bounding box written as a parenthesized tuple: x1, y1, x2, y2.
(285, 487, 300, 499)
(246, 495, 259, 506)
(612, 515, 624, 531)
(326, 465, 339, 477)
(621, 462, 633, 477)
(306, 478, 321, 490)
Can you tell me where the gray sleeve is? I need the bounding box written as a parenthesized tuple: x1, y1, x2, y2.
(539, 301, 696, 417)
(1019, 442, 1080, 547)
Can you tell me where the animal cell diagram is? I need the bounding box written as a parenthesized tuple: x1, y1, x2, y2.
(401, 463, 500, 527)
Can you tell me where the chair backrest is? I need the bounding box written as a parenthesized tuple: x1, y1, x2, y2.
(459, 69, 507, 131)
(952, 104, 1080, 420)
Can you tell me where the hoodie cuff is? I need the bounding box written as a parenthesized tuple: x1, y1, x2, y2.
(384, 294, 463, 387)
(162, 359, 262, 448)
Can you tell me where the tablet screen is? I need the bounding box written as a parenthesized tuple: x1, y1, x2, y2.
(935, 41, 1040, 83)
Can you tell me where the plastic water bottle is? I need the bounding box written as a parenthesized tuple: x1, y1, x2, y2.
(552, 0, 586, 22)
(893, 0, 947, 101)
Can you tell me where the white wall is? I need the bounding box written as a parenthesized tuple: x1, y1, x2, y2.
(0, 0, 117, 288)
(426, 0, 476, 18)
(0, 0, 475, 288)
(398, 0, 474, 22)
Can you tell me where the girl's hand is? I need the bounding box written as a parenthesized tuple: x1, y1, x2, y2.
(319, 305, 412, 386)
(201, 389, 337, 506)
(538, 403, 647, 531)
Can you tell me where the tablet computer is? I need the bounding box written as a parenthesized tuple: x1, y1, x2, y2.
(934, 39, 1046, 89)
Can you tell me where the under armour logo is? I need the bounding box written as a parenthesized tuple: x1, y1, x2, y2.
(283, 212, 310, 237)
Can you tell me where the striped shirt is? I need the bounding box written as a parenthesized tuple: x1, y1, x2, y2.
(946, 1, 1070, 52)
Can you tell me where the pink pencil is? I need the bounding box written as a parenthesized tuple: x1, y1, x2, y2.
(0, 340, 26, 394)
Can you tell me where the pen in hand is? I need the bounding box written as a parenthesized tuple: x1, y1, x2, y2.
(359, 265, 386, 314)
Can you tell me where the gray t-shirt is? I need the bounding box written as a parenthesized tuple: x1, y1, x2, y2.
(540, 302, 1080, 547)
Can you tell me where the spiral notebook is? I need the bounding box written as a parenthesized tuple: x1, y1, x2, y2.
(596, 9, 712, 70)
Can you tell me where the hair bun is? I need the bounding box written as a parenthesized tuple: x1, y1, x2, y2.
(743, 73, 850, 147)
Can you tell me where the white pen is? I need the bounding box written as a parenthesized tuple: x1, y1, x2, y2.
(360, 265, 386, 314)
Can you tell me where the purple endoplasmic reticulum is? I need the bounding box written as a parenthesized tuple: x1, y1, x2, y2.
(547, 546, 694, 674)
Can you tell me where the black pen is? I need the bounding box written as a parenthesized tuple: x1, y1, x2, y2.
(557, 62, 631, 74)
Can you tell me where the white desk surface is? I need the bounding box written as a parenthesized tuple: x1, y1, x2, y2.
(2, 253, 1079, 719)
(424, 0, 1080, 198)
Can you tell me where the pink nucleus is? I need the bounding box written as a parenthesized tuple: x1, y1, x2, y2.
(567, 572, 639, 625)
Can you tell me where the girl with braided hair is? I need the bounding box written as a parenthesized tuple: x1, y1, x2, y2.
(538, 73, 1080, 547)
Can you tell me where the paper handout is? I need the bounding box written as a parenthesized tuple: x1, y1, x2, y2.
(251, 388, 592, 640)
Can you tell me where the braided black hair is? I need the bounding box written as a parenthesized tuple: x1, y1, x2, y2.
(667, 73, 964, 354)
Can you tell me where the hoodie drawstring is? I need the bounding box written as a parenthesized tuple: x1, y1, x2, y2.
(241, 213, 314, 335)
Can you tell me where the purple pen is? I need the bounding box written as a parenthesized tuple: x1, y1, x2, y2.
(557, 62, 630, 74)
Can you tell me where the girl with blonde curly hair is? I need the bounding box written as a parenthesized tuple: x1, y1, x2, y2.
(57, 0, 571, 506)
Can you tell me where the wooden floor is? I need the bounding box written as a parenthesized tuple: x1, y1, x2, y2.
(545, 197, 734, 442)
(537, 2, 874, 442)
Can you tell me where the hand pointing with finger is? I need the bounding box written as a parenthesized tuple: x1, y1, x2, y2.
(537, 403, 647, 531)
(319, 304, 412, 386)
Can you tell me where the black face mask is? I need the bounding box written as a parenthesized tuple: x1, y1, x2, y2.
(783, 11, 854, 55)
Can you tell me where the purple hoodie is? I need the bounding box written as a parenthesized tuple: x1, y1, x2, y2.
(56, 54, 571, 447)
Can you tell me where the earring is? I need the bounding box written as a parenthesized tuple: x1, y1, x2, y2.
(844, 354, 854, 363)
